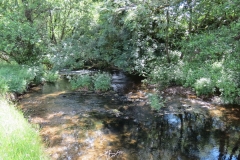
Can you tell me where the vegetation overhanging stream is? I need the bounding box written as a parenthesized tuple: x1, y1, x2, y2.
(19, 71, 240, 160)
(1, 1, 240, 159)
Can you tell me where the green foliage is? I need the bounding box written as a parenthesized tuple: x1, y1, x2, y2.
(215, 69, 240, 104)
(0, 64, 36, 94)
(69, 72, 111, 92)
(0, 0, 48, 65)
(70, 74, 92, 90)
(194, 78, 214, 96)
(149, 17, 240, 104)
(0, 98, 48, 160)
(0, 78, 9, 94)
(148, 93, 164, 110)
(43, 71, 60, 83)
(149, 55, 185, 87)
(92, 73, 111, 92)
(1, 0, 240, 104)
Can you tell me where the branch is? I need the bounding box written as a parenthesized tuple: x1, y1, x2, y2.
(0, 51, 11, 63)
(115, 5, 137, 12)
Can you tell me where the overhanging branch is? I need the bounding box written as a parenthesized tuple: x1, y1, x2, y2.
(0, 51, 11, 63)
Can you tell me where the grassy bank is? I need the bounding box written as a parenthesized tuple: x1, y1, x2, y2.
(0, 63, 48, 159)
(0, 98, 48, 160)
(0, 63, 36, 94)
(0, 63, 59, 95)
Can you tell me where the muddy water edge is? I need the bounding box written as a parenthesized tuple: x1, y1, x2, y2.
(19, 71, 240, 160)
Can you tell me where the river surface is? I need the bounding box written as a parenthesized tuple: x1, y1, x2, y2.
(19, 71, 240, 160)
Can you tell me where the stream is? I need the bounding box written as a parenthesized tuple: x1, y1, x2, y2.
(19, 71, 240, 160)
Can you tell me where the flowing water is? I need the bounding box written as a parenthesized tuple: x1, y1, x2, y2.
(19, 71, 240, 160)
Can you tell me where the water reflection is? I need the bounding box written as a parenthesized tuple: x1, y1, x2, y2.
(97, 112, 240, 160)
(19, 72, 240, 160)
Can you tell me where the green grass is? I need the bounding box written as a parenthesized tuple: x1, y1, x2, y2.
(0, 63, 48, 159)
(0, 98, 48, 160)
(0, 64, 36, 94)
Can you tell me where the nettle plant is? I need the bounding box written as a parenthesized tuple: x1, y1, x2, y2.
(148, 93, 165, 110)
(69, 72, 112, 92)
(92, 73, 111, 92)
(43, 71, 60, 83)
(70, 74, 92, 91)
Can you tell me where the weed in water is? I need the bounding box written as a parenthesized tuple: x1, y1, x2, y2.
(43, 70, 60, 83)
(148, 93, 165, 110)
(92, 73, 111, 92)
(70, 74, 93, 90)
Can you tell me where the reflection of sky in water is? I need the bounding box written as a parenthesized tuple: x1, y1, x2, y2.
(163, 113, 240, 160)
(164, 114, 180, 125)
(200, 147, 219, 160)
(200, 147, 238, 160)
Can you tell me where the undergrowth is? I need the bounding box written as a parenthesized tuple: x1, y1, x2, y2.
(0, 64, 35, 94)
(69, 72, 111, 92)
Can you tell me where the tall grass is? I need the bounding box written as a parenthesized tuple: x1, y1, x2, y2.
(0, 98, 48, 160)
(0, 64, 36, 94)
(0, 63, 48, 159)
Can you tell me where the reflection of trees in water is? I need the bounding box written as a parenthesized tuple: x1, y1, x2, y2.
(107, 111, 240, 160)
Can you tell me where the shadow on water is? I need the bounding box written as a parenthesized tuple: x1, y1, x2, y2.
(19, 71, 240, 160)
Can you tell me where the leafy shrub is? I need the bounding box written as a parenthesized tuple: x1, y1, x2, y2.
(27, 65, 47, 84)
(70, 74, 92, 90)
(0, 64, 36, 94)
(0, 78, 9, 94)
(149, 60, 185, 87)
(8, 78, 28, 93)
(148, 93, 164, 110)
(43, 71, 60, 83)
(148, 56, 240, 104)
(216, 71, 239, 104)
(194, 77, 214, 96)
(92, 73, 111, 92)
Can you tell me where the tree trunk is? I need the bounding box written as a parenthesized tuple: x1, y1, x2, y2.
(49, 10, 57, 44)
(166, 5, 171, 63)
(180, 0, 193, 60)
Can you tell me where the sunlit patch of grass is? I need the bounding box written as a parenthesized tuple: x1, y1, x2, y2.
(0, 98, 48, 160)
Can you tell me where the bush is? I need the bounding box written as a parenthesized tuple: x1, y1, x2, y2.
(216, 71, 239, 104)
(70, 74, 92, 90)
(149, 60, 185, 87)
(43, 71, 60, 83)
(69, 72, 112, 92)
(148, 93, 164, 110)
(0, 78, 9, 94)
(92, 73, 111, 92)
(0, 64, 36, 94)
(194, 77, 214, 96)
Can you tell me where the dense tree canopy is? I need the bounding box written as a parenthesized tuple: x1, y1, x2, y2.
(0, 0, 240, 103)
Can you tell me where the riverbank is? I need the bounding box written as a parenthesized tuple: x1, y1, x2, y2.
(0, 64, 48, 159)
(0, 98, 48, 159)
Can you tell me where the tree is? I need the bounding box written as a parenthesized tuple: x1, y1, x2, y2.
(0, 0, 49, 64)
